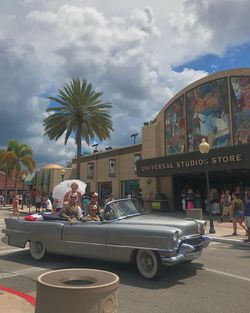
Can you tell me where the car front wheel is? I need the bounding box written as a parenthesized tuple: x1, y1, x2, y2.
(136, 250, 162, 280)
(29, 240, 46, 260)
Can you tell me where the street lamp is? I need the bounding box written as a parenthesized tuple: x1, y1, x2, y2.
(199, 138, 215, 234)
(130, 133, 139, 144)
(21, 174, 26, 210)
(61, 168, 66, 182)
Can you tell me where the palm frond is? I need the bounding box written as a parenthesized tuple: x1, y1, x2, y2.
(44, 77, 113, 178)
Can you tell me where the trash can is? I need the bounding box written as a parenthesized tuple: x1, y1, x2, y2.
(186, 208, 203, 220)
(35, 268, 119, 313)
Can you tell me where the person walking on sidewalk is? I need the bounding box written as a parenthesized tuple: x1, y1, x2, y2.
(12, 195, 19, 217)
(220, 189, 232, 222)
(243, 189, 250, 242)
(231, 192, 248, 236)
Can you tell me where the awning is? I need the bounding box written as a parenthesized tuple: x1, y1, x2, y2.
(25, 172, 36, 186)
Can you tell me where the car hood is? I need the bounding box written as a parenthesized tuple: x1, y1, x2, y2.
(115, 213, 199, 235)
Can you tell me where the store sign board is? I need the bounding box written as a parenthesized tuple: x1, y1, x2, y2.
(136, 144, 250, 177)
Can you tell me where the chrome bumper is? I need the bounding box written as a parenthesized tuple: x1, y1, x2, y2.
(161, 235, 211, 266)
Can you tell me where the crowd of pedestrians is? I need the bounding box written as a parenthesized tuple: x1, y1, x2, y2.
(220, 188, 250, 242)
(0, 185, 121, 223)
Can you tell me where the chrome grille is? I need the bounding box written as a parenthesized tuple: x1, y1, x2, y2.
(181, 236, 203, 251)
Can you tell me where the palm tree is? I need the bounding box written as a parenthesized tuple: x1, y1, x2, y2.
(0, 151, 13, 205)
(1, 141, 36, 195)
(44, 78, 113, 179)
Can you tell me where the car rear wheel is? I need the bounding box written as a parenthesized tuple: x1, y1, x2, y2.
(29, 240, 46, 260)
(136, 250, 162, 280)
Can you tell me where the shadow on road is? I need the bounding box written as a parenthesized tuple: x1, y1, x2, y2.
(0, 250, 205, 289)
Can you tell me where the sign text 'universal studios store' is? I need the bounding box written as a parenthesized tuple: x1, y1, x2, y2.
(140, 153, 243, 172)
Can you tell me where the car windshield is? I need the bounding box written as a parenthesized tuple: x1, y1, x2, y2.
(104, 199, 145, 221)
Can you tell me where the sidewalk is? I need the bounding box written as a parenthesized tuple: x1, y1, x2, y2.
(206, 219, 250, 246)
(0, 286, 35, 313)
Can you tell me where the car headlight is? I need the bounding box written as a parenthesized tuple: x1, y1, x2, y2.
(200, 222, 207, 235)
(173, 231, 179, 241)
(195, 224, 201, 234)
(195, 222, 206, 234)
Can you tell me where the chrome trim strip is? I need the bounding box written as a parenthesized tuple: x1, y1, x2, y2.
(61, 240, 177, 253)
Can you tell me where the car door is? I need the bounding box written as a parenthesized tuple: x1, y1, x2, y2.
(61, 222, 107, 259)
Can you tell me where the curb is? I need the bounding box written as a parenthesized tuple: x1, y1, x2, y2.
(211, 237, 250, 247)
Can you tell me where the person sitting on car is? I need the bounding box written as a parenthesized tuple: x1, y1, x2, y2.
(63, 182, 82, 207)
(60, 193, 80, 223)
(88, 204, 100, 221)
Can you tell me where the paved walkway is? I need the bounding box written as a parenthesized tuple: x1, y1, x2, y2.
(207, 219, 249, 246)
(0, 286, 35, 313)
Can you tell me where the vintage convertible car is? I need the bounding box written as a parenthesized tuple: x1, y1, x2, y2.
(2, 198, 210, 279)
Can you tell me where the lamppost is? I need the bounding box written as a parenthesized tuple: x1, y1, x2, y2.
(21, 174, 26, 210)
(130, 133, 139, 144)
(199, 138, 215, 234)
(61, 168, 66, 182)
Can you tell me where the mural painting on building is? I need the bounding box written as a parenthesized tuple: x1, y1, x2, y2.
(231, 76, 250, 144)
(187, 78, 231, 151)
(165, 96, 186, 155)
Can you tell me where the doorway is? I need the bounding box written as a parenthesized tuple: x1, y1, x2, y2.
(173, 169, 250, 211)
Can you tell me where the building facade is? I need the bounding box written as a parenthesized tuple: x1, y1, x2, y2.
(137, 68, 250, 211)
(77, 145, 143, 205)
(32, 164, 72, 194)
(33, 68, 250, 212)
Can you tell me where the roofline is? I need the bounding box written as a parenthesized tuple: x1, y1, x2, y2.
(72, 144, 142, 163)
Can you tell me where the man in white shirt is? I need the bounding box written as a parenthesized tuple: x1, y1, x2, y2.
(45, 196, 52, 212)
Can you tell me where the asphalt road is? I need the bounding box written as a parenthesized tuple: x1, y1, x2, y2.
(0, 208, 249, 313)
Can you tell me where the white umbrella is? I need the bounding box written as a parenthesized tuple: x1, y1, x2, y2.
(52, 179, 87, 201)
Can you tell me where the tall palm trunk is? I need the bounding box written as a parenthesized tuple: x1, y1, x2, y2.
(76, 129, 81, 179)
(4, 172, 8, 206)
(14, 174, 18, 196)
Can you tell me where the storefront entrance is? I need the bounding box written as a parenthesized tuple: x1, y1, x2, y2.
(173, 169, 250, 212)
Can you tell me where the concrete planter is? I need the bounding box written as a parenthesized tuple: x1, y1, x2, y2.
(186, 208, 203, 220)
(35, 268, 119, 313)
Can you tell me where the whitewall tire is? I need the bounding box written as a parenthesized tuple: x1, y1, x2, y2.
(136, 250, 162, 280)
(29, 240, 46, 260)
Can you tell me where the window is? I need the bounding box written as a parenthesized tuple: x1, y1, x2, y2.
(87, 162, 94, 179)
(186, 78, 230, 151)
(165, 96, 186, 155)
(134, 154, 141, 173)
(230, 76, 250, 144)
(109, 159, 116, 177)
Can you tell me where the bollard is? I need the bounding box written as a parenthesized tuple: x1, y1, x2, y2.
(35, 268, 119, 313)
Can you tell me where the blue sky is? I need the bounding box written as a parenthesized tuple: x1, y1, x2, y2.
(0, 0, 250, 168)
(175, 43, 250, 73)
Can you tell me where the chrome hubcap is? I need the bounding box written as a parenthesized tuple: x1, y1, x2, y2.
(34, 242, 43, 254)
(141, 253, 154, 272)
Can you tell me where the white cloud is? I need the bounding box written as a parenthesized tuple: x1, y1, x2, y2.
(161, 0, 250, 65)
(0, 0, 249, 168)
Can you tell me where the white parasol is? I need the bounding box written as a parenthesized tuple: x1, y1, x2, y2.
(52, 179, 87, 201)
